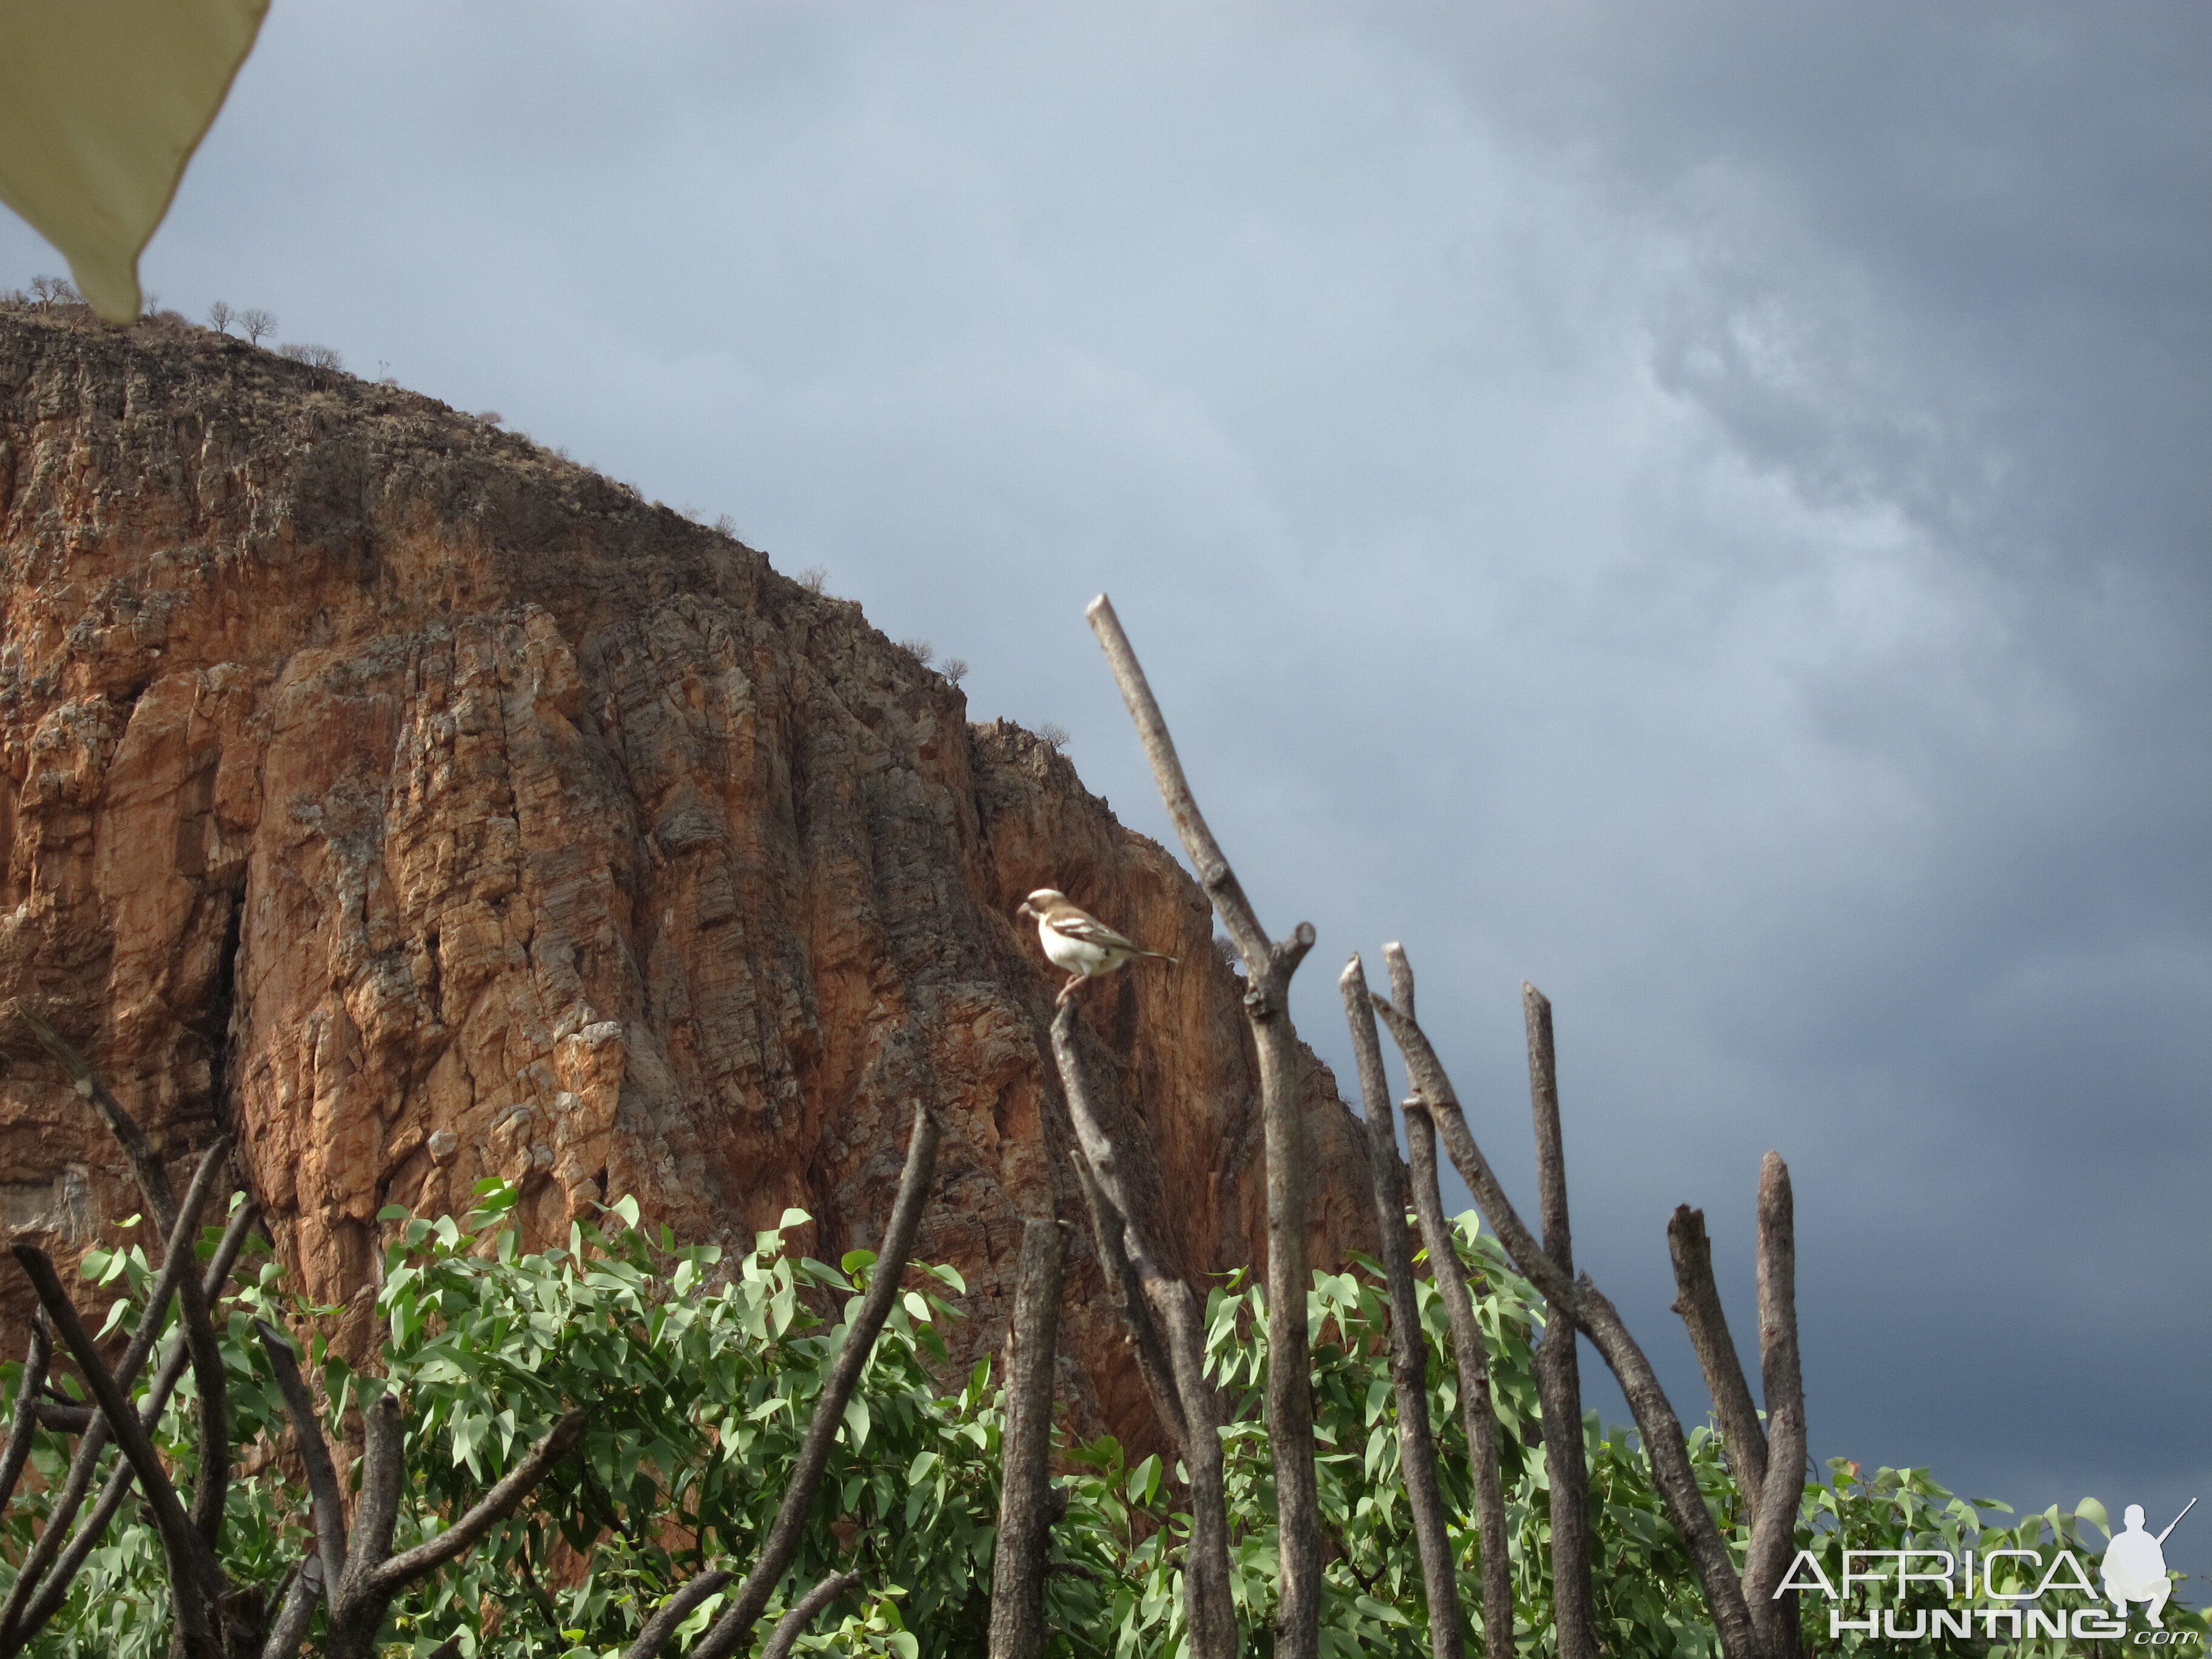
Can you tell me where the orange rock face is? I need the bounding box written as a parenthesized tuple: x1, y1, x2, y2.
(0, 308, 1373, 1443)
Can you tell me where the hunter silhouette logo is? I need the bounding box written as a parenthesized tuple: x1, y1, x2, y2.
(2105, 1500, 2195, 1627)
(1776, 1496, 2202, 1645)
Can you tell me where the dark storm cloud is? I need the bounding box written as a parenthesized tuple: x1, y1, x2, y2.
(1382, 1, 2212, 1565)
(5, 0, 2204, 1579)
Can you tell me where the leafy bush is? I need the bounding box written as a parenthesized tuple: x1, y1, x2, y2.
(2, 1193, 2196, 1657)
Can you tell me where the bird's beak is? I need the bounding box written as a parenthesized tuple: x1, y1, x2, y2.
(1016, 902, 1034, 919)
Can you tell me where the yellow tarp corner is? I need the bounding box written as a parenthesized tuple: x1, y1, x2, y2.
(0, 0, 267, 322)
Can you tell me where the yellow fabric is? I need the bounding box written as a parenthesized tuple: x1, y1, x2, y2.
(0, 0, 267, 322)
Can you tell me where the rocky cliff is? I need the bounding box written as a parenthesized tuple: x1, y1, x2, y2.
(0, 304, 1373, 1444)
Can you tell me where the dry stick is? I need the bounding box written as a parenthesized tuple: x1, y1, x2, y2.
(0, 1313, 53, 1513)
(1341, 957, 1465, 1659)
(10, 1245, 224, 1659)
(11, 1004, 178, 1225)
(689, 1101, 941, 1659)
(1085, 592, 1321, 1659)
(30, 1399, 92, 1434)
(1369, 968, 1764, 1659)
(990, 1216, 1072, 1659)
(761, 1569, 865, 1659)
(344, 1393, 407, 1607)
(12, 1005, 236, 1552)
(1048, 1002, 1235, 1659)
(1523, 984, 1597, 1659)
(1665, 1205, 1768, 1522)
(0, 1139, 234, 1651)
(256, 1322, 350, 1597)
(1402, 1104, 1516, 1659)
(11, 1198, 263, 1650)
(1387, 947, 1509, 1659)
(260, 1556, 324, 1659)
(1063, 1140, 1186, 1451)
(1744, 1155, 1806, 1659)
(368, 1404, 588, 1595)
(621, 1569, 734, 1659)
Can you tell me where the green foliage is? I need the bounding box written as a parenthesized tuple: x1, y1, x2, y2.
(323, 1181, 1014, 1657)
(2, 1193, 2198, 1658)
(0, 1187, 1017, 1658)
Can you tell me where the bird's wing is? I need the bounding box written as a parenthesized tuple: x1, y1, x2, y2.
(1046, 911, 1140, 953)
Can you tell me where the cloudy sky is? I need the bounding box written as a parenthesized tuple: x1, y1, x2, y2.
(8, 0, 2207, 1585)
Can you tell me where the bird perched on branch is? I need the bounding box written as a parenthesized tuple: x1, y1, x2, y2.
(1017, 888, 1177, 1005)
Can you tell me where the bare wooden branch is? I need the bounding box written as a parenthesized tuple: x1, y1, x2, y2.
(369, 1407, 588, 1592)
(344, 1392, 406, 1604)
(256, 1320, 350, 1595)
(1523, 982, 1596, 1659)
(991, 1216, 1071, 1659)
(761, 1569, 863, 1659)
(0, 1140, 233, 1651)
(14, 1007, 245, 1561)
(1082, 594, 1267, 964)
(1370, 957, 1764, 1659)
(622, 1569, 734, 1659)
(260, 1555, 323, 1659)
(1666, 1205, 1767, 1513)
(170, 1194, 237, 1556)
(117, 1136, 233, 1398)
(0, 1312, 53, 1514)
(1048, 1002, 1234, 1659)
(1745, 1153, 1806, 1659)
(9, 1245, 224, 1658)
(8, 1197, 262, 1650)
(29, 1398, 92, 1434)
(1403, 1102, 1514, 1659)
(1064, 1138, 1185, 1450)
(278, 1380, 586, 1659)
(8, 1003, 178, 1227)
(1085, 592, 1318, 1659)
(1341, 956, 1464, 1659)
(691, 1101, 940, 1659)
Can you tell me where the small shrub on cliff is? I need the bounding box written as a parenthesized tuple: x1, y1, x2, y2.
(277, 342, 344, 372)
(26, 275, 81, 310)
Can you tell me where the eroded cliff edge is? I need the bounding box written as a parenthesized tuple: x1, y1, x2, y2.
(0, 307, 1372, 1443)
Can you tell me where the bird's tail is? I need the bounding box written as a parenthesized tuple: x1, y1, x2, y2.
(1143, 950, 1178, 964)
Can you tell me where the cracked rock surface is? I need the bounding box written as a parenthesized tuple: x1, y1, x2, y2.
(0, 307, 1373, 1444)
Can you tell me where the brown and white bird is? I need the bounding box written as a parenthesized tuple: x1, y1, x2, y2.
(1017, 888, 1177, 1004)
